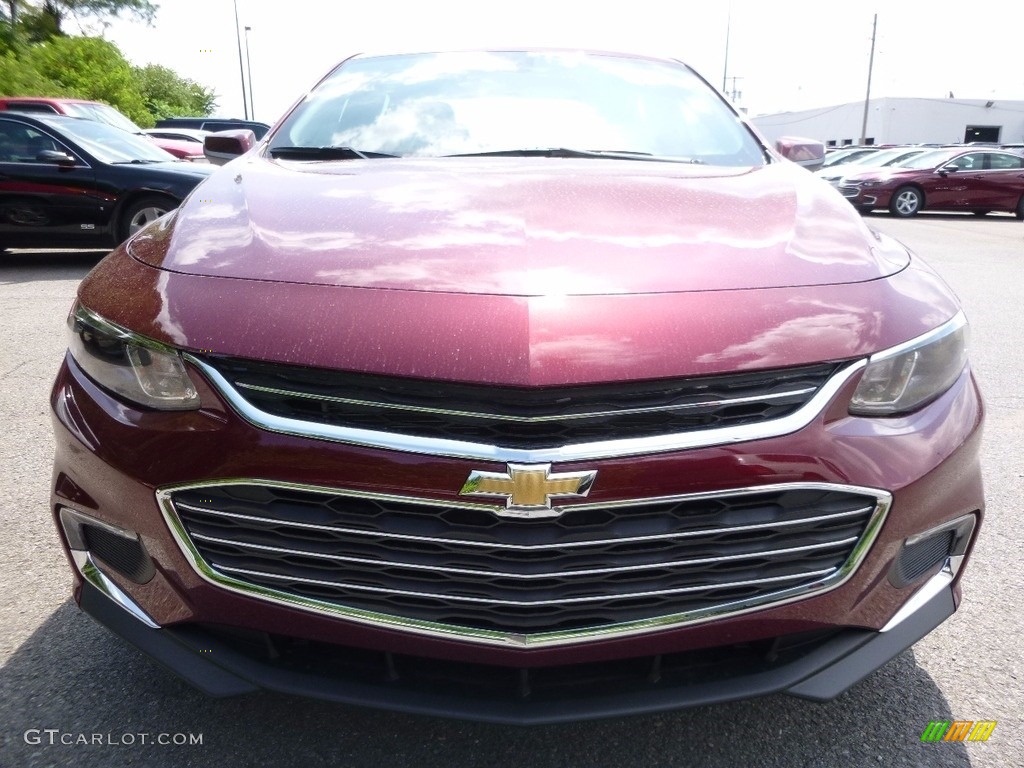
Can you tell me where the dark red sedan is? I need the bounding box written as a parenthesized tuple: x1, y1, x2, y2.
(838, 146, 1024, 217)
(50, 50, 984, 724)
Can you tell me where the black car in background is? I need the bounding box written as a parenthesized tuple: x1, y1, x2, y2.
(0, 112, 214, 251)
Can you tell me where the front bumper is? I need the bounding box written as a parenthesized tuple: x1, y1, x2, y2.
(76, 562, 959, 724)
(50, 339, 985, 720)
(838, 184, 894, 210)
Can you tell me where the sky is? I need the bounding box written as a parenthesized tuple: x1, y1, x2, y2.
(99, 1, 1024, 124)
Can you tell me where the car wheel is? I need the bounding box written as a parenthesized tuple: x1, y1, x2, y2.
(118, 195, 176, 243)
(890, 187, 923, 217)
(972, 210, 991, 217)
(1016, 196, 1024, 221)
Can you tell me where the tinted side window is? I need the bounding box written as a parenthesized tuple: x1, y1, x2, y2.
(949, 153, 985, 170)
(0, 122, 60, 162)
(987, 153, 1024, 170)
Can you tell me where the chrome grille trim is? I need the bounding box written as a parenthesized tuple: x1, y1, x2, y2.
(175, 500, 875, 551)
(214, 564, 838, 605)
(158, 479, 892, 648)
(190, 530, 859, 580)
(233, 380, 818, 424)
(186, 355, 867, 462)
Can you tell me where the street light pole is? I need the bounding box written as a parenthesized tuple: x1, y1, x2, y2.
(860, 13, 877, 145)
(722, 5, 731, 92)
(232, 0, 249, 120)
(244, 26, 255, 121)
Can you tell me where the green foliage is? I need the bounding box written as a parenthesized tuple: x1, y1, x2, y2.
(1, 3, 213, 126)
(134, 63, 216, 120)
(0, 48, 67, 93)
(23, 35, 153, 124)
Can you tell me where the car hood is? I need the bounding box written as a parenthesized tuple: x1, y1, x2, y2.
(128, 156, 908, 295)
(123, 160, 216, 178)
(145, 135, 204, 157)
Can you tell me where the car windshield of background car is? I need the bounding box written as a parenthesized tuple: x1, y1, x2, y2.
(57, 118, 176, 164)
(61, 102, 143, 134)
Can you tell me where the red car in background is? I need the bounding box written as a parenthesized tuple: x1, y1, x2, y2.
(0, 97, 205, 162)
(839, 147, 1024, 217)
(50, 49, 984, 724)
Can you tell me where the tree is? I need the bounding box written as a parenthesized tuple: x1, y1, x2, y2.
(23, 0, 157, 34)
(24, 35, 151, 124)
(0, 48, 66, 92)
(134, 63, 216, 119)
(15, 4, 63, 44)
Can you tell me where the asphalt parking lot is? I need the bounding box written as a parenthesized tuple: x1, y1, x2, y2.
(1, 214, 1022, 768)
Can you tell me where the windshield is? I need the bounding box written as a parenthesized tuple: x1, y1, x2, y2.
(61, 102, 143, 133)
(270, 51, 766, 166)
(846, 148, 908, 166)
(882, 149, 927, 166)
(822, 149, 876, 167)
(56, 118, 177, 164)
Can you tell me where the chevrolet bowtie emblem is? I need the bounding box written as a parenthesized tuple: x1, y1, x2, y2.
(459, 463, 597, 519)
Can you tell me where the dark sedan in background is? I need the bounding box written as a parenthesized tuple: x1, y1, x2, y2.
(838, 147, 1024, 217)
(0, 112, 213, 251)
(0, 97, 207, 161)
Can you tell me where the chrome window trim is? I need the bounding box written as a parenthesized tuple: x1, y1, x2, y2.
(186, 355, 867, 462)
(157, 479, 891, 648)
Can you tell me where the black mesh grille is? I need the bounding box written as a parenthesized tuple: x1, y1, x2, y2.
(170, 483, 880, 634)
(894, 531, 953, 586)
(197, 621, 842, 704)
(203, 357, 842, 449)
(82, 525, 154, 584)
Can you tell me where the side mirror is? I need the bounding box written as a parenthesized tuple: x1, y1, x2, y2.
(937, 164, 959, 175)
(37, 149, 77, 166)
(775, 136, 826, 172)
(204, 129, 256, 166)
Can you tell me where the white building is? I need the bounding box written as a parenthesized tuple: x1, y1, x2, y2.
(752, 97, 1024, 148)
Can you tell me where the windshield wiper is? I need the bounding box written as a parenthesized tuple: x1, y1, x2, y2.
(445, 148, 704, 164)
(268, 146, 398, 160)
(112, 159, 164, 164)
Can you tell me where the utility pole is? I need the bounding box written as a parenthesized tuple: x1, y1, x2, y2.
(722, 5, 731, 93)
(725, 76, 743, 105)
(233, 0, 249, 120)
(245, 26, 255, 121)
(860, 13, 877, 144)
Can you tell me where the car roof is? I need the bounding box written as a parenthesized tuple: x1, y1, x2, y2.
(346, 47, 679, 64)
(0, 111, 89, 128)
(0, 96, 102, 107)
